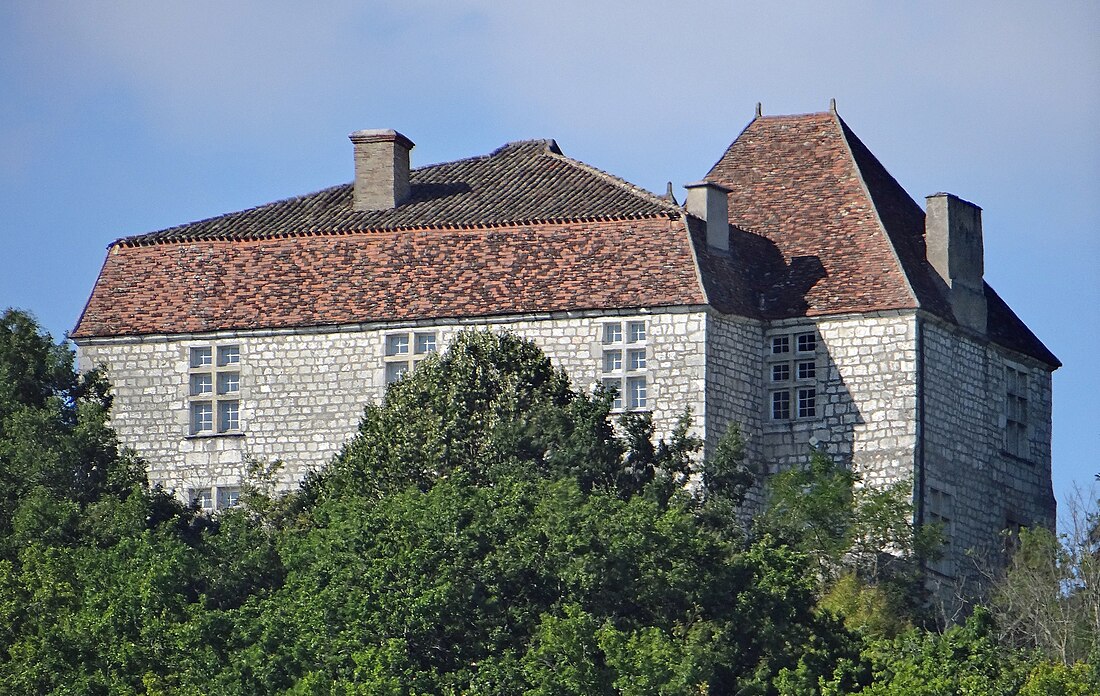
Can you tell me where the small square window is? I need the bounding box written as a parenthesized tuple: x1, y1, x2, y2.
(771, 336, 790, 354)
(217, 371, 240, 394)
(603, 323, 623, 344)
(385, 334, 410, 356)
(771, 391, 790, 420)
(218, 400, 240, 432)
(626, 376, 647, 409)
(190, 347, 212, 368)
(771, 364, 790, 382)
(627, 321, 646, 343)
(217, 345, 240, 366)
(217, 486, 241, 510)
(796, 333, 817, 353)
(190, 373, 213, 396)
(797, 360, 816, 380)
(627, 349, 647, 371)
(797, 387, 816, 418)
(602, 377, 623, 410)
(603, 350, 622, 373)
(191, 401, 213, 434)
(415, 333, 437, 355)
(385, 361, 409, 385)
(192, 489, 214, 511)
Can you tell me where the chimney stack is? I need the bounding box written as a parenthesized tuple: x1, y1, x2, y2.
(684, 181, 732, 251)
(349, 129, 414, 211)
(925, 193, 987, 334)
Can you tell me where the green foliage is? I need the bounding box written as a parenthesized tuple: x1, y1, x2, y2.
(5, 317, 1086, 694)
(757, 448, 936, 635)
(757, 449, 856, 572)
(856, 607, 1100, 695)
(320, 330, 625, 500)
(0, 309, 145, 551)
(819, 573, 909, 641)
(992, 524, 1100, 665)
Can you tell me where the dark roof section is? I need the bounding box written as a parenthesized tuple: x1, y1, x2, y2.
(123, 140, 680, 245)
(985, 285, 1061, 368)
(686, 217, 763, 318)
(838, 117, 954, 320)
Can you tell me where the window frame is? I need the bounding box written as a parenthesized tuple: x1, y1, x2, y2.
(926, 485, 956, 577)
(765, 329, 820, 423)
(600, 320, 650, 412)
(190, 484, 243, 513)
(1004, 363, 1030, 460)
(188, 343, 242, 437)
(383, 330, 438, 386)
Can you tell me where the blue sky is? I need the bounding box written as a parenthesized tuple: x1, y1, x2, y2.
(2, 2, 1097, 518)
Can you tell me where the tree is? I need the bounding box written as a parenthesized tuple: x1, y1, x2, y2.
(243, 330, 861, 693)
(990, 488, 1100, 666)
(757, 448, 939, 636)
(14, 320, 1028, 693)
(0, 309, 144, 551)
(856, 608, 1100, 696)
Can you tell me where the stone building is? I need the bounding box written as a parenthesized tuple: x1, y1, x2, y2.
(73, 107, 1059, 594)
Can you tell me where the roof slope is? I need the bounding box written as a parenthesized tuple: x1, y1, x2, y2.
(73, 140, 711, 338)
(124, 140, 679, 245)
(708, 111, 1058, 367)
(707, 112, 918, 318)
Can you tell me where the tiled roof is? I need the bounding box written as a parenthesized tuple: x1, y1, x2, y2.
(707, 112, 918, 318)
(74, 116, 1058, 368)
(708, 111, 1058, 367)
(122, 140, 680, 245)
(73, 218, 707, 338)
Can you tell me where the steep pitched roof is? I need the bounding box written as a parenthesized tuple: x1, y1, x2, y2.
(707, 111, 1058, 367)
(707, 112, 918, 318)
(73, 140, 711, 339)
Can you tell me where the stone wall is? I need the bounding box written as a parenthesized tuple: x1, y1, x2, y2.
(920, 316, 1056, 598)
(77, 304, 1057, 610)
(76, 309, 708, 500)
(704, 312, 764, 497)
(759, 312, 919, 486)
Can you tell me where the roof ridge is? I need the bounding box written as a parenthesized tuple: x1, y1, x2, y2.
(755, 110, 834, 120)
(406, 138, 558, 173)
(116, 212, 678, 248)
(544, 147, 683, 215)
(135, 138, 565, 243)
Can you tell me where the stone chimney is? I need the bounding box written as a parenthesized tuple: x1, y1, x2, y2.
(684, 181, 732, 251)
(925, 193, 987, 334)
(349, 129, 414, 211)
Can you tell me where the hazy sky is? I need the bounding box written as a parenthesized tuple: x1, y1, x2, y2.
(2, 2, 1097, 517)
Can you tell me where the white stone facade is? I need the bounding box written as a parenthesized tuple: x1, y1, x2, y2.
(76, 305, 1055, 596)
(76, 308, 709, 499)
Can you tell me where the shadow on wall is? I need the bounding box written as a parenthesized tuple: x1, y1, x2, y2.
(724, 230, 870, 486)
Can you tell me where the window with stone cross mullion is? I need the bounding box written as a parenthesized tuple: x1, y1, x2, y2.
(384, 330, 438, 386)
(766, 328, 819, 421)
(600, 319, 649, 411)
(188, 344, 241, 435)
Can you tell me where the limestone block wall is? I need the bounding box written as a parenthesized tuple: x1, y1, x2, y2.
(920, 317, 1056, 590)
(704, 311, 764, 468)
(75, 309, 708, 500)
(760, 312, 919, 488)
